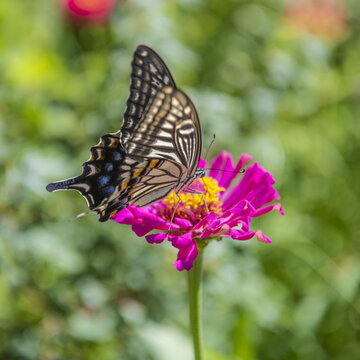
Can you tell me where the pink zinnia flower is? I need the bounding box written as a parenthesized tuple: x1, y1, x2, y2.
(112, 152, 284, 271)
(60, 0, 116, 25)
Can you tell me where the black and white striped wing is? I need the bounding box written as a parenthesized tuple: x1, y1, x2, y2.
(121, 45, 176, 146)
(125, 86, 202, 178)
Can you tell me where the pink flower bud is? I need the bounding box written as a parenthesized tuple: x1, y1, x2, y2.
(60, 0, 116, 25)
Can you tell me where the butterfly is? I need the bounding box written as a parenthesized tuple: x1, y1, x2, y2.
(46, 45, 203, 222)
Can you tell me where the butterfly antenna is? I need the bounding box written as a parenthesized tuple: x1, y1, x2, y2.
(204, 134, 216, 163)
(205, 167, 245, 174)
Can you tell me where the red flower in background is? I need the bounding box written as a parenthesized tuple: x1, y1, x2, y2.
(285, 0, 349, 41)
(60, 0, 116, 25)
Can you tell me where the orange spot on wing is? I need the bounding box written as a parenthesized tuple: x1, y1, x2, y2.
(149, 159, 159, 168)
(121, 180, 129, 191)
(108, 138, 118, 148)
(133, 168, 143, 178)
(96, 149, 104, 160)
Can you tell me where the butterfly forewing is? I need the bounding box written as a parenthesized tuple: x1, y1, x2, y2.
(174, 97, 201, 174)
(121, 45, 176, 146)
(125, 86, 201, 174)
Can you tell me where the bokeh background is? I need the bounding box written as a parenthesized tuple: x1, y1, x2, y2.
(1, 0, 360, 359)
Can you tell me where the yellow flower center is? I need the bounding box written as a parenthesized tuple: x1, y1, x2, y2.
(161, 177, 225, 223)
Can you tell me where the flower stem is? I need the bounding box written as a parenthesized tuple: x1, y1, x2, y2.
(187, 249, 203, 360)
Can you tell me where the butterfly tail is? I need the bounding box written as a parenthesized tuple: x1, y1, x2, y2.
(46, 177, 79, 192)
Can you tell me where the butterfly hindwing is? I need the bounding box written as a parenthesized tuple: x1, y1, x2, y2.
(125, 159, 187, 207)
(46, 135, 173, 222)
(46, 132, 127, 212)
(96, 158, 186, 220)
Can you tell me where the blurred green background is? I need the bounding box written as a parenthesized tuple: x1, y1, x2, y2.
(1, 0, 360, 359)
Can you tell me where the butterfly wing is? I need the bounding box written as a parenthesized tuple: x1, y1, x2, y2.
(46, 132, 127, 214)
(121, 45, 176, 146)
(126, 86, 202, 176)
(103, 158, 188, 210)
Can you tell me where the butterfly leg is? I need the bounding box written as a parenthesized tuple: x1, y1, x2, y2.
(202, 192, 209, 214)
(166, 193, 182, 237)
(183, 188, 209, 214)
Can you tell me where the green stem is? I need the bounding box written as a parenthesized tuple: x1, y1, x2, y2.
(187, 249, 203, 360)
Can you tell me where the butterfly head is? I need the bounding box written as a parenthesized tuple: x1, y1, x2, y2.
(195, 168, 206, 178)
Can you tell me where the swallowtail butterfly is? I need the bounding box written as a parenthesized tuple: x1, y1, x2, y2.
(46, 45, 203, 221)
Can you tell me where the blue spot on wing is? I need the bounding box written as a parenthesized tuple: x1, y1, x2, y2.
(105, 163, 114, 172)
(102, 186, 115, 197)
(112, 152, 122, 161)
(98, 175, 110, 187)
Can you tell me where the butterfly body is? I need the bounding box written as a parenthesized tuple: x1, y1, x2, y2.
(47, 46, 202, 222)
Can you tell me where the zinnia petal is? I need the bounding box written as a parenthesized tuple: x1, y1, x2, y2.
(209, 151, 234, 188)
(228, 228, 272, 243)
(251, 202, 285, 217)
(111, 206, 136, 224)
(223, 162, 277, 211)
(146, 232, 167, 244)
(198, 158, 207, 169)
(221, 153, 253, 192)
(173, 239, 198, 271)
(169, 232, 193, 249)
